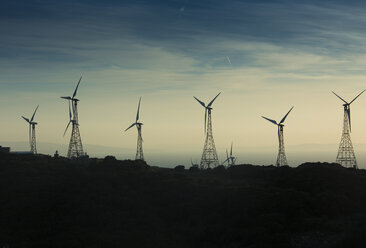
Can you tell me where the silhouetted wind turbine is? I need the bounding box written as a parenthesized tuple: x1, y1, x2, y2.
(22, 105, 39, 154)
(332, 89, 365, 169)
(61, 76, 85, 158)
(224, 142, 236, 166)
(191, 159, 199, 168)
(262, 106, 293, 167)
(125, 97, 144, 161)
(193, 93, 221, 169)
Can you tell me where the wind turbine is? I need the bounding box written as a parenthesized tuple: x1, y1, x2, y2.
(262, 106, 294, 167)
(193, 92, 220, 169)
(125, 97, 144, 160)
(191, 159, 199, 168)
(61, 76, 85, 159)
(332, 89, 365, 169)
(22, 105, 39, 154)
(223, 143, 236, 167)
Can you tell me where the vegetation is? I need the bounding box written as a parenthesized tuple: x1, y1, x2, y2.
(1, 153, 366, 247)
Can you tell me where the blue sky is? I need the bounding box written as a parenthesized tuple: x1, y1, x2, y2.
(2, 0, 366, 166)
(3, 0, 366, 73)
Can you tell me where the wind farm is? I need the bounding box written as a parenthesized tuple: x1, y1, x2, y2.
(8, 87, 366, 170)
(4, 0, 366, 247)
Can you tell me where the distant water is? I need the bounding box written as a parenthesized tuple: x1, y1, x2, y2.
(3, 141, 366, 169)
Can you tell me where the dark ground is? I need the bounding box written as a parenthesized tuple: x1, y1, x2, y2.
(1, 153, 366, 248)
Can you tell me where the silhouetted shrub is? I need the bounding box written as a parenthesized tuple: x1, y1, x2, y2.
(104, 155, 117, 162)
(174, 165, 185, 171)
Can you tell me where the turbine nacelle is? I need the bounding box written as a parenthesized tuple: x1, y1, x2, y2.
(22, 119, 38, 126)
(61, 96, 80, 102)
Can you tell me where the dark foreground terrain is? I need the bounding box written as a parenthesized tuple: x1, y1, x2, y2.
(1, 153, 366, 248)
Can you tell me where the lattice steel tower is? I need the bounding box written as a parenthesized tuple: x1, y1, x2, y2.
(276, 125, 287, 166)
(22, 105, 39, 154)
(194, 93, 220, 169)
(262, 106, 293, 167)
(125, 97, 144, 160)
(333, 90, 365, 169)
(61, 76, 85, 159)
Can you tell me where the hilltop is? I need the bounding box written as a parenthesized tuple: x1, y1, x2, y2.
(0, 153, 366, 247)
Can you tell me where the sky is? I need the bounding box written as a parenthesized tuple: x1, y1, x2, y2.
(2, 0, 366, 167)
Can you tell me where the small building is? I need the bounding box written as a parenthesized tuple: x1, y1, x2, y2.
(0, 146, 10, 153)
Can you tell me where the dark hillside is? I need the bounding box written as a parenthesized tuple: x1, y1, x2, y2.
(1, 154, 366, 248)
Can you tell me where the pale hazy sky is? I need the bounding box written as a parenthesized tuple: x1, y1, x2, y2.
(2, 0, 366, 166)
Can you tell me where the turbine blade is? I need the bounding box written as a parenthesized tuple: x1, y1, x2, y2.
(193, 96, 206, 108)
(262, 116, 277, 125)
(136, 97, 141, 122)
(61, 96, 72, 100)
(29, 124, 31, 149)
(207, 92, 221, 107)
(72, 76, 82, 98)
(125, 123, 136, 132)
(204, 108, 207, 134)
(278, 126, 281, 146)
(349, 89, 366, 104)
(332, 91, 348, 104)
(230, 142, 233, 156)
(22, 116, 30, 123)
(68, 100, 72, 120)
(30, 105, 39, 122)
(63, 121, 71, 137)
(226, 149, 229, 160)
(280, 106, 294, 124)
(348, 108, 351, 132)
